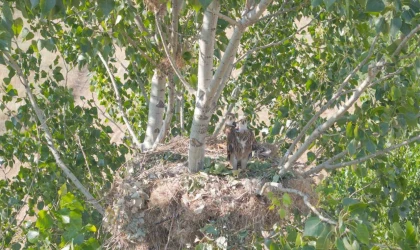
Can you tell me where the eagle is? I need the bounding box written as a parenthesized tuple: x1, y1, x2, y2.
(225, 114, 256, 170)
(235, 116, 256, 169)
(224, 113, 239, 169)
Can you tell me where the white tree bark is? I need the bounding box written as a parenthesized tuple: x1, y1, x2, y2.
(188, 0, 221, 172)
(188, 0, 273, 171)
(152, 75, 175, 149)
(144, 70, 166, 149)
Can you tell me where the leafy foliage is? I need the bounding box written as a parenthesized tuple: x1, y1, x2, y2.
(1, 0, 420, 248)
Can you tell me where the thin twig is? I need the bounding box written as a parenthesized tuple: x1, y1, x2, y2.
(257, 1, 308, 22)
(321, 135, 420, 171)
(392, 23, 420, 57)
(89, 93, 125, 134)
(126, 0, 151, 36)
(155, 16, 196, 96)
(235, 12, 321, 64)
(97, 51, 143, 150)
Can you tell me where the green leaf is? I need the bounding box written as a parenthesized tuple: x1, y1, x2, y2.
(324, 0, 336, 9)
(1, 3, 13, 30)
(391, 86, 401, 101)
(30, 0, 40, 8)
(365, 139, 376, 153)
(27, 230, 39, 243)
(20, 27, 34, 41)
(12, 18, 23, 37)
(391, 222, 404, 239)
(347, 139, 357, 155)
(366, 0, 385, 13)
(415, 58, 420, 77)
(317, 234, 332, 249)
(278, 208, 287, 219)
(85, 224, 97, 232)
(342, 237, 353, 250)
(342, 197, 360, 206)
(336, 238, 345, 250)
(390, 18, 402, 38)
(60, 192, 84, 211)
(99, 0, 115, 16)
(355, 224, 370, 245)
(40, 0, 56, 16)
(405, 221, 416, 243)
(282, 193, 292, 206)
(11, 243, 21, 250)
(5, 120, 13, 130)
(286, 128, 298, 139)
(303, 217, 324, 238)
(307, 151, 316, 163)
(346, 122, 353, 138)
(271, 121, 281, 135)
(36, 210, 53, 230)
(312, 0, 323, 7)
(199, 0, 213, 10)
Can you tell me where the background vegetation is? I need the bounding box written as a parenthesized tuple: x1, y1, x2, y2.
(1, 0, 419, 249)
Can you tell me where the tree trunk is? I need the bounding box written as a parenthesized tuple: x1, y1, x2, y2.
(188, 0, 220, 172)
(152, 74, 175, 149)
(144, 69, 166, 149)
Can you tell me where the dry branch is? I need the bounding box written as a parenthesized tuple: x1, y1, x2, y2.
(3, 52, 105, 215)
(97, 51, 143, 150)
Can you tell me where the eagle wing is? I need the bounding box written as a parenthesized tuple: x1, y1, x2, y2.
(225, 125, 237, 160)
(236, 129, 254, 160)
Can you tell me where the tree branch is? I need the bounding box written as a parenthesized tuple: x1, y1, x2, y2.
(279, 35, 379, 167)
(152, 74, 176, 149)
(208, 0, 273, 102)
(235, 11, 319, 64)
(257, 1, 308, 23)
(260, 182, 337, 225)
(392, 23, 420, 57)
(309, 135, 420, 173)
(280, 60, 385, 176)
(3, 52, 105, 215)
(126, 0, 151, 36)
(209, 10, 240, 26)
(155, 16, 196, 96)
(97, 52, 143, 150)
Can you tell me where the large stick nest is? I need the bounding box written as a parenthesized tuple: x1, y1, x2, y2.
(102, 136, 317, 249)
